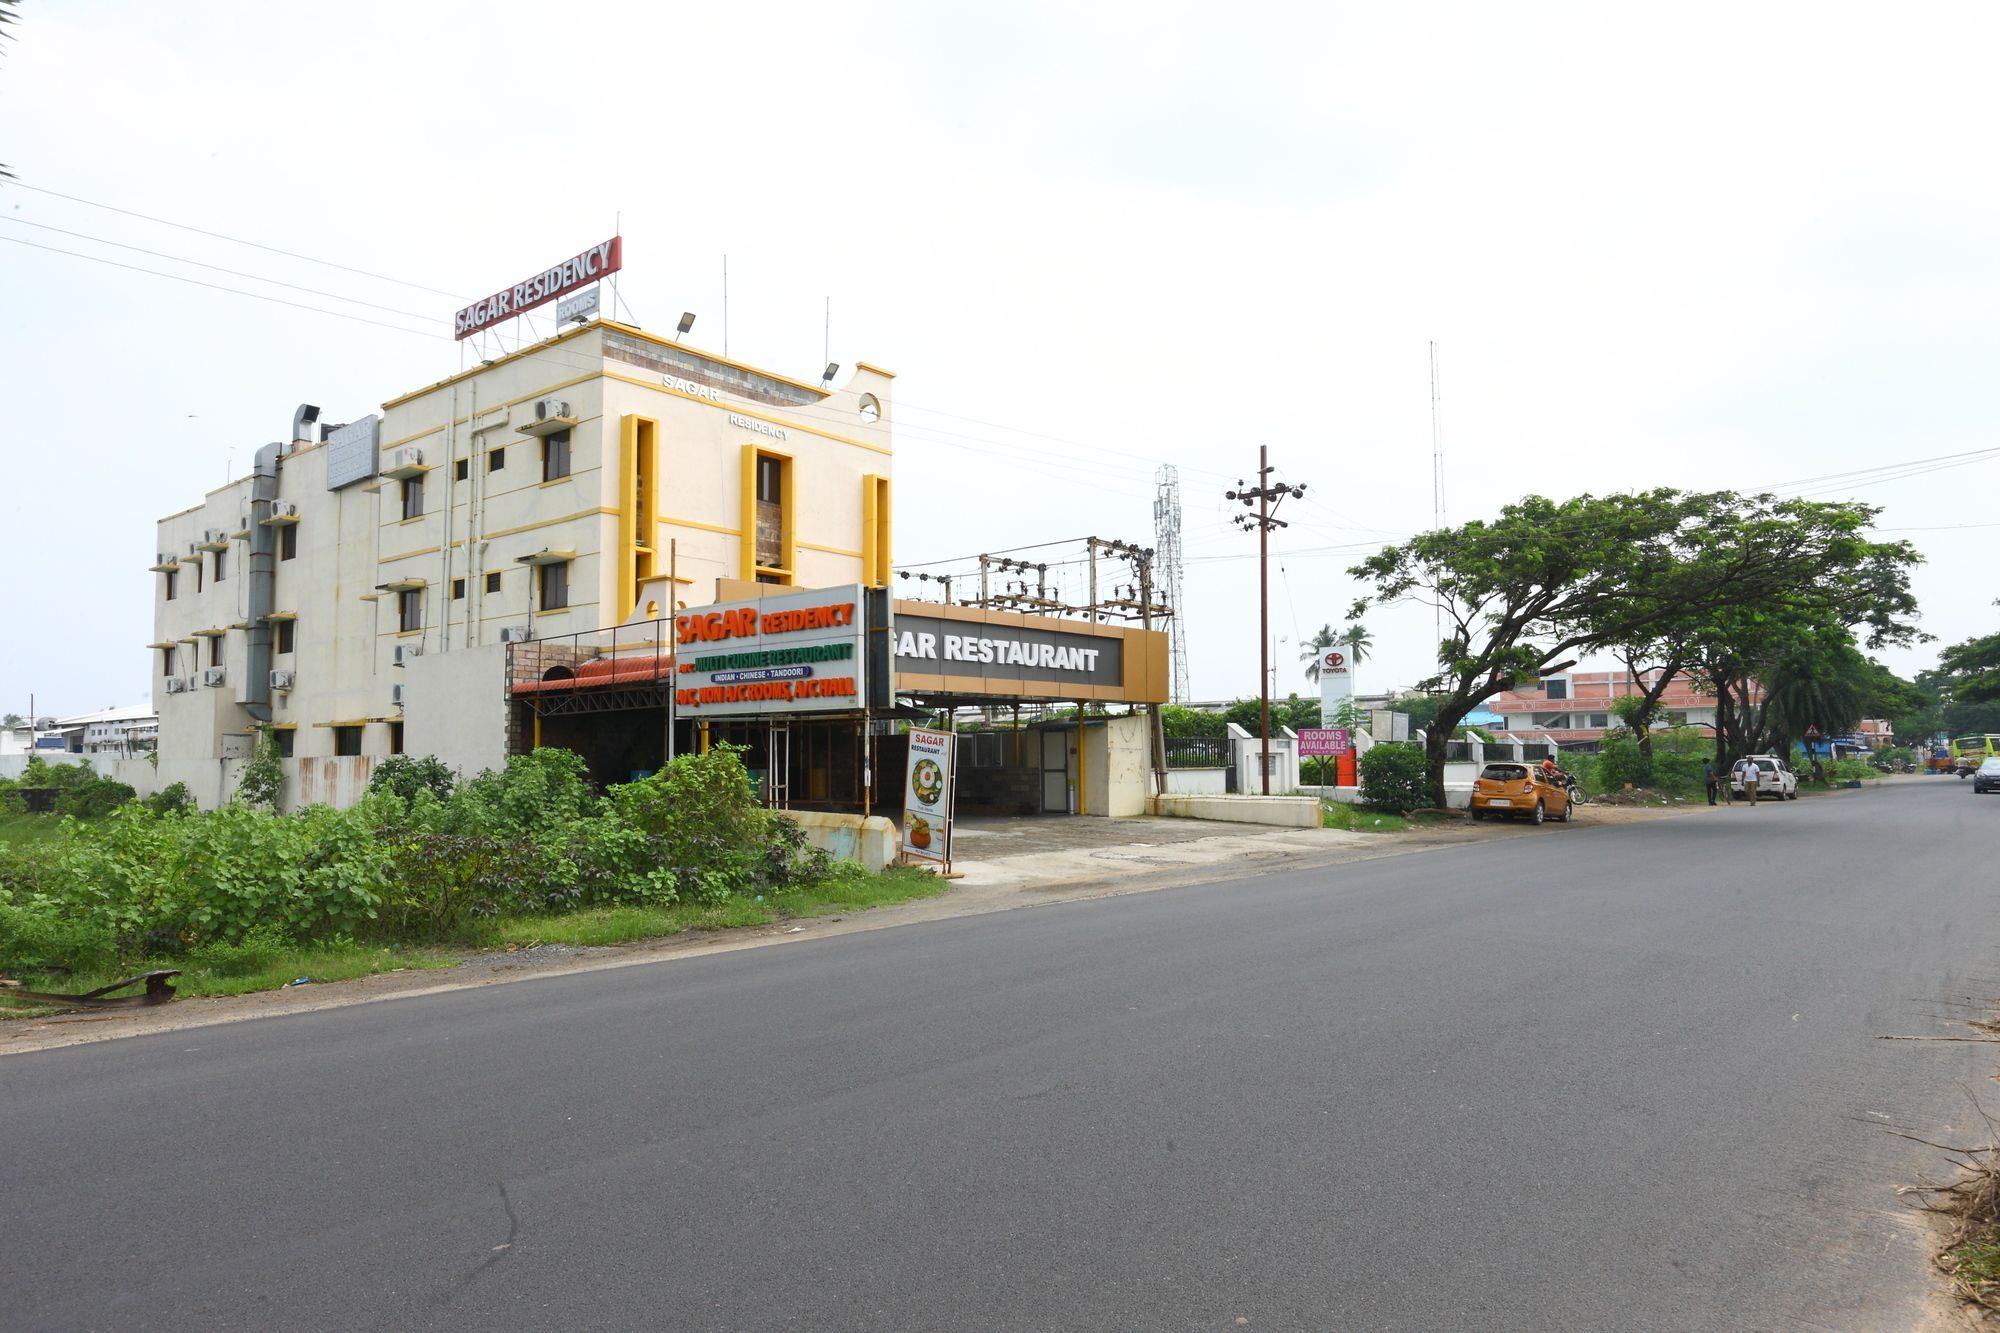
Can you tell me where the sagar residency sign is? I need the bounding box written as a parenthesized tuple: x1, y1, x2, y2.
(454, 238, 623, 339)
(673, 586, 866, 718)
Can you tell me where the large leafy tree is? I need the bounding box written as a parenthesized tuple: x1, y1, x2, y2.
(1349, 490, 1921, 806)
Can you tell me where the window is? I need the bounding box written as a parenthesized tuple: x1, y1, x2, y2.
(452, 577, 467, 600)
(209, 636, 224, 667)
(161, 646, 177, 678)
(164, 568, 178, 600)
(489, 446, 505, 472)
(214, 547, 227, 582)
(1544, 678, 1568, 700)
(333, 725, 363, 757)
(398, 588, 423, 633)
(454, 458, 469, 482)
(1588, 713, 1610, 729)
(192, 559, 202, 592)
(756, 454, 783, 503)
(538, 560, 569, 611)
(280, 524, 298, 560)
(541, 429, 571, 482)
(276, 619, 295, 654)
(273, 728, 294, 758)
(388, 722, 404, 756)
(485, 571, 502, 594)
(401, 476, 424, 520)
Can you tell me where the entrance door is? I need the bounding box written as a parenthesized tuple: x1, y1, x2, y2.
(1040, 729, 1070, 813)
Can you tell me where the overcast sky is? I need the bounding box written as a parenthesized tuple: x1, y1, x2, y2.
(4, 1, 1996, 719)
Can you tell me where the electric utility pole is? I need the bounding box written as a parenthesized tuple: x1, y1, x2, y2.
(1227, 448, 1306, 795)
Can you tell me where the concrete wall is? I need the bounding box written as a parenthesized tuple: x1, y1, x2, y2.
(1164, 767, 1229, 795)
(785, 810, 899, 872)
(1228, 722, 1299, 793)
(1150, 793, 1321, 827)
(403, 641, 511, 781)
(286, 756, 379, 811)
(1086, 714, 1153, 818)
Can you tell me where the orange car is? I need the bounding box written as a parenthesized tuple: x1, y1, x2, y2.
(1469, 761, 1573, 824)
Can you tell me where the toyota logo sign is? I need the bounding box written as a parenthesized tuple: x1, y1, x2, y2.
(1324, 651, 1345, 669)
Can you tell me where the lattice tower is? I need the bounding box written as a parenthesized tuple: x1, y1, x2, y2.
(1153, 464, 1190, 702)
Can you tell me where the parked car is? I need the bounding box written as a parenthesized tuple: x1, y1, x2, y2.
(1732, 755, 1799, 801)
(1974, 757, 2000, 794)
(1469, 762, 1573, 824)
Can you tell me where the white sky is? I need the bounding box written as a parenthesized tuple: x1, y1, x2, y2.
(3, 1, 1996, 718)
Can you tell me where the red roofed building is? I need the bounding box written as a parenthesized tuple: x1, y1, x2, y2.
(1487, 668, 1752, 748)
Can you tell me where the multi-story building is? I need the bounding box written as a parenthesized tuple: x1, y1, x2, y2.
(151, 316, 895, 804)
(1486, 667, 1738, 748)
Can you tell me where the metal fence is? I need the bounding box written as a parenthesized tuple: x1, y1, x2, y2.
(1165, 736, 1230, 769)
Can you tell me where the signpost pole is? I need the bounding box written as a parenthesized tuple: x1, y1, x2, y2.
(665, 539, 678, 764)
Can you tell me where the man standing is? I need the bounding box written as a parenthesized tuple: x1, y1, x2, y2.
(1737, 757, 1761, 807)
(1703, 758, 1718, 805)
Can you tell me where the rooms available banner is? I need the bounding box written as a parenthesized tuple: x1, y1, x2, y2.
(901, 727, 957, 866)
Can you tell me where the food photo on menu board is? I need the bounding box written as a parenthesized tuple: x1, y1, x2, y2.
(901, 727, 956, 864)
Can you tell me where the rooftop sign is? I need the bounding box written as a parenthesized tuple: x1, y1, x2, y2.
(454, 237, 622, 340)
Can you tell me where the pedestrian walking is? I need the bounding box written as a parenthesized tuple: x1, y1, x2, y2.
(1703, 759, 1718, 805)
(1737, 757, 1761, 807)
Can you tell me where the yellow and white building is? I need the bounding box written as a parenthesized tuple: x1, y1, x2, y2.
(150, 318, 894, 807)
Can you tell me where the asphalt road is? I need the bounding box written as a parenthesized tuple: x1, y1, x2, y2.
(7, 779, 1999, 1332)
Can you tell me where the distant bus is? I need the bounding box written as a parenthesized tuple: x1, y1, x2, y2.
(1950, 735, 2000, 775)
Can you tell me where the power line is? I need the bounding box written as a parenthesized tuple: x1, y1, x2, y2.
(0, 236, 440, 339)
(2, 216, 447, 323)
(4, 180, 472, 300)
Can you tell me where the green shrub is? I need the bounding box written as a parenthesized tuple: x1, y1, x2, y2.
(235, 726, 285, 810)
(55, 777, 137, 819)
(366, 754, 457, 803)
(144, 782, 196, 816)
(1358, 742, 1428, 812)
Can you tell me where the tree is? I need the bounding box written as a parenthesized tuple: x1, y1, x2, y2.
(235, 725, 285, 810)
(1, 712, 22, 728)
(1939, 625, 2000, 707)
(1387, 693, 1443, 733)
(1349, 489, 1922, 806)
(0, 0, 19, 179)
(1341, 624, 1373, 666)
(1300, 625, 1337, 683)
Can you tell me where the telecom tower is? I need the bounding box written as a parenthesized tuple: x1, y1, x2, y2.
(1153, 464, 1190, 703)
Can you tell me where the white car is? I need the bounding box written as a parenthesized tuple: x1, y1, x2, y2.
(1732, 755, 1799, 801)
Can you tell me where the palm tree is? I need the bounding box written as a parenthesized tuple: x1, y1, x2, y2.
(1300, 625, 1338, 683)
(1340, 624, 1373, 667)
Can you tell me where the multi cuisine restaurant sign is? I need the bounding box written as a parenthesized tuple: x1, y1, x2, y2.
(673, 585, 866, 717)
(454, 237, 623, 340)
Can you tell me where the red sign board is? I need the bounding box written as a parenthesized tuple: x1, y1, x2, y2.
(1803, 724, 1822, 740)
(1299, 727, 1352, 757)
(455, 237, 623, 340)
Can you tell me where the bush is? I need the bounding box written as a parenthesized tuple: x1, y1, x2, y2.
(1358, 742, 1428, 812)
(144, 782, 196, 816)
(235, 726, 285, 810)
(367, 755, 457, 803)
(56, 777, 137, 819)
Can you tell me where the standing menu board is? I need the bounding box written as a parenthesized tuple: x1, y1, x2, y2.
(900, 727, 957, 867)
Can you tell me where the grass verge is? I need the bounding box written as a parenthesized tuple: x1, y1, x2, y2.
(2, 867, 949, 1019)
(0, 812, 74, 847)
(1319, 803, 1408, 832)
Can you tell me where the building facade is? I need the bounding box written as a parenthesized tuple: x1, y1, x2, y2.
(1486, 668, 1730, 748)
(151, 318, 894, 804)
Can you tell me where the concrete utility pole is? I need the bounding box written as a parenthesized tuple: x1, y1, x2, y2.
(1226, 448, 1307, 795)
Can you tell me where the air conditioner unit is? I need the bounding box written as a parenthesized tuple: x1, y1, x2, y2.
(203, 667, 227, 688)
(184, 675, 202, 692)
(155, 550, 177, 567)
(382, 446, 426, 478)
(187, 541, 204, 558)
(271, 500, 300, 520)
(164, 677, 187, 695)
(391, 683, 405, 707)
(269, 669, 295, 691)
(394, 643, 423, 665)
(204, 528, 229, 545)
(499, 626, 533, 644)
(535, 399, 572, 422)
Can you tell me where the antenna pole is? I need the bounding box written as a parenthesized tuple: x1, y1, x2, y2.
(722, 255, 729, 358)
